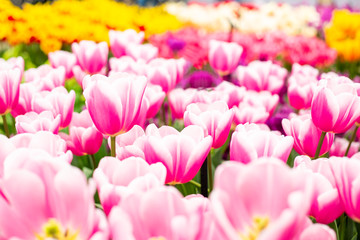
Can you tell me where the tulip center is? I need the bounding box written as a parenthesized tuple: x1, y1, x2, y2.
(239, 216, 270, 240)
(35, 218, 79, 240)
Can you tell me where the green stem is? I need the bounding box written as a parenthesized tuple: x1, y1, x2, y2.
(89, 154, 96, 170)
(162, 101, 167, 126)
(334, 219, 340, 240)
(2, 114, 10, 138)
(208, 149, 213, 192)
(189, 180, 201, 188)
(314, 131, 327, 159)
(345, 125, 359, 157)
(110, 136, 116, 157)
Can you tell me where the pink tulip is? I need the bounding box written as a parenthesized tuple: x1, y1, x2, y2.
(146, 58, 178, 93)
(0, 135, 16, 177)
(208, 39, 243, 75)
(0, 56, 24, 73)
(72, 65, 88, 89)
(112, 125, 146, 160)
(93, 156, 166, 215)
(168, 88, 197, 119)
(233, 102, 269, 125)
(295, 156, 344, 224)
(10, 131, 72, 163)
(109, 56, 148, 76)
(111, 187, 199, 240)
(143, 124, 212, 184)
(299, 224, 336, 240)
(215, 81, 246, 108)
(230, 123, 293, 163)
(211, 160, 315, 240)
(72, 40, 108, 74)
(48, 50, 77, 79)
(0, 148, 109, 239)
(282, 113, 334, 158)
(25, 65, 66, 91)
(144, 84, 165, 119)
(330, 137, 359, 157)
(126, 43, 158, 63)
(15, 111, 61, 134)
(11, 82, 40, 117)
(31, 86, 75, 129)
(83, 73, 147, 136)
(109, 29, 144, 58)
(330, 157, 360, 222)
(311, 77, 360, 133)
(184, 101, 234, 148)
(291, 63, 319, 79)
(60, 109, 103, 156)
(234, 60, 287, 94)
(193, 89, 229, 104)
(242, 90, 279, 116)
(0, 68, 21, 115)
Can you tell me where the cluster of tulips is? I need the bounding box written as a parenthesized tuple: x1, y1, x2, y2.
(2, 28, 360, 240)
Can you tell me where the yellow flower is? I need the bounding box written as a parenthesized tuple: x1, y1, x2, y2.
(325, 10, 360, 62)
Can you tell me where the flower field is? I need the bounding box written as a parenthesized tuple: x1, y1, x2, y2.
(1, 0, 360, 239)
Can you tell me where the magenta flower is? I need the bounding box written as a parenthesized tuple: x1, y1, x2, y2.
(72, 40, 108, 74)
(83, 73, 147, 136)
(0, 56, 24, 73)
(93, 156, 166, 215)
(109, 29, 144, 58)
(60, 109, 103, 156)
(0, 148, 109, 239)
(144, 84, 165, 119)
(0, 68, 21, 115)
(168, 88, 197, 119)
(210, 160, 321, 240)
(184, 101, 234, 148)
(31, 86, 75, 129)
(109, 56, 148, 76)
(25, 65, 66, 91)
(295, 156, 344, 224)
(311, 77, 360, 133)
(208, 40, 243, 75)
(233, 102, 269, 125)
(15, 111, 61, 134)
(330, 157, 360, 222)
(215, 81, 246, 108)
(11, 82, 40, 117)
(143, 124, 212, 184)
(282, 113, 334, 158)
(330, 137, 360, 157)
(48, 50, 77, 79)
(234, 60, 287, 94)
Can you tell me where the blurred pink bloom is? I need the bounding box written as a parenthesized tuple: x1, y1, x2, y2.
(83, 73, 147, 136)
(242, 90, 279, 116)
(15, 111, 61, 134)
(282, 113, 334, 158)
(230, 123, 293, 163)
(233, 102, 269, 125)
(112, 125, 146, 160)
(25, 65, 66, 91)
(295, 156, 344, 224)
(330, 157, 360, 222)
(109, 56, 147, 76)
(211, 160, 315, 240)
(109, 29, 144, 58)
(110, 187, 199, 240)
(288, 64, 318, 110)
(168, 88, 197, 119)
(234, 61, 287, 94)
(0, 149, 108, 239)
(143, 124, 212, 184)
(0, 56, 24, 73)
(193, 89, 229, 105)
(126, 43, 158, 63)
(146, 58, 178, 93)
(184, 101, 234, 148)
(93, 156, 166, 215)
(215, 81, 246, 108)
(144, 84, 165, 119)
(72, 40, 108, 74)
(31, 86, 75, 129)
(208, 40, 243, 75)
(311, 77, 360, 133)
(48, 50, 77, 79)
(60, 109, 103, 156)
(10, 131, 72, 163)
(11, 82, 40, 117)
(0, 68, 21, 115)
(330, 137, 359, 157)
